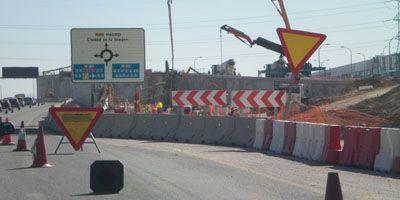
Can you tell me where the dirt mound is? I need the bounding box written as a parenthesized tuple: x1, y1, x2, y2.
(352, 76, 399, 89)
(351, 85, 400, 126)
(288, 106, 390, 127)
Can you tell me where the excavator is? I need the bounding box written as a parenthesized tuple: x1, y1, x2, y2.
(220, 24, 325, 78)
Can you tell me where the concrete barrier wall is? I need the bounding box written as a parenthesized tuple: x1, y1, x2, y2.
(146, 114, 179, 141)
(196, 116, 235, 145)
(111, 114, 137, 139)
(172, 115, 205, 142)
(131, 114, 156, 139)
(223, 117, 256, 147)
(48, 112, 400, 174)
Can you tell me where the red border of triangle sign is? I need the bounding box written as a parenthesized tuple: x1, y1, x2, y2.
(49, 107, 103, 150)
(277, 28, 327, 75)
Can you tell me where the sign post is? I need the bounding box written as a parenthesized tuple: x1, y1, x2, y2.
(49, 107, 103, 153)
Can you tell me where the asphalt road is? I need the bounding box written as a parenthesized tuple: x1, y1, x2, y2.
(0, 103, 55, 127)
(0, 107, 399, 200)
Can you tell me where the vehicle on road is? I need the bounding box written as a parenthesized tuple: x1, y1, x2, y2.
(0, 99, 13, 113)
(23, 97, 35, 107)
(8, 98, 21, 110)
(17, 97, 25, 107)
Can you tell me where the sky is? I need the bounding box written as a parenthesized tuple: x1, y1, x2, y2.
(0, 0, 397, 98)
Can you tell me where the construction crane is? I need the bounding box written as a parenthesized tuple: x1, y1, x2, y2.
(220, 24, 325, 77)
(220, 24, 283, 56)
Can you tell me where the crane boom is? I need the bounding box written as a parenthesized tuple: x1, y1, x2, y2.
(220, 24, 283, 56)
(220, 24, 253, 47)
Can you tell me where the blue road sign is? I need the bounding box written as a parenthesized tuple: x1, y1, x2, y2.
(112, 63, 140, 79)
(73, 64, 105, 81)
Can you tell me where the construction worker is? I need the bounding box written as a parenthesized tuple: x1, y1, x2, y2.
(156, 101, 163, 114)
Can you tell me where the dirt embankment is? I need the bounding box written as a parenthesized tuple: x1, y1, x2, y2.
(351, 85, 400, 126)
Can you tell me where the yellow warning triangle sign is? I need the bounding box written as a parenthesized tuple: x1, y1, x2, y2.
(277, 28, 327, 74)
(49, 107, 103, 150)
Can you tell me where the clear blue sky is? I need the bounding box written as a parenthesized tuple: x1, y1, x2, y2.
(0, 0, 396, 98)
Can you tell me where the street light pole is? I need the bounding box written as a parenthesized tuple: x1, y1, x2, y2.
(193, 56, 202, 69)
(388, 36, 397, 73)
(318, 43, 330, 68)
(357, 53, 366, 78)
(341, 46, 353, 77)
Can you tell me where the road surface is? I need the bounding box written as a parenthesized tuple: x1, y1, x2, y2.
(0, 103, 55, 127)
(0, 105, 399, 200)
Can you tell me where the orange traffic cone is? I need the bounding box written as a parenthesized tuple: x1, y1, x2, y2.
(1, 118, 15, 146)
(31, 126, 52, 168)
(13, 121, 29, 151)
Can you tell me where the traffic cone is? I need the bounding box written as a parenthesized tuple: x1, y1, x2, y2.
(30, 126, 52, 168)
(13, 121, 29, 151)
(325, 172, 343, 200)
(1, 118, 15, 146)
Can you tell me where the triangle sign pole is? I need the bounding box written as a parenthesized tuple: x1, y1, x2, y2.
(49, 107, 103, 151)
(277, 28, 327, 77)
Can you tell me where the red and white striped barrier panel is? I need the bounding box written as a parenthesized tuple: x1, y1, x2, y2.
(172, 90, 227, 107)
(231, 90, 286, 108)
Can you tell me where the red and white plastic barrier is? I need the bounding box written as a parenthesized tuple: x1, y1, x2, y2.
(172, 90, 227, 107)
(231, 90, 286, 108)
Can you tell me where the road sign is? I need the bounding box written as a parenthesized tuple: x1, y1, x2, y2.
(172, 90, 227, 107)
(2, 67, 39, 78)
(49, 107, 103, 150)
(276, 28, 326, 74)
(71, 28, 145, 83)
(231, 90, 286, 108)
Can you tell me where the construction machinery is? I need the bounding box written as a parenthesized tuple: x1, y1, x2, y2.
(220, 24, 325, 77)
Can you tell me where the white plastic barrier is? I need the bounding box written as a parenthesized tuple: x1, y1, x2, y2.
(253, 119, 266, 150)
(293, 122, 307, 158)
(304, 123, 314, 160)
(374, 128, 400, 172)
(310, 123, 326, 161)
(269, 120, 285, 154)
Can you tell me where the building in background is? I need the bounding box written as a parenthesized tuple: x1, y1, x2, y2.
(314, 53, 400, 78)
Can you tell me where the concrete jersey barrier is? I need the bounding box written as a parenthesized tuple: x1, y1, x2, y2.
(111, 114, 137, 139)
(92, 114, 116, 138)
(130, 114, 156, 139)
(194, 116, 235, 145)
(146, 114, 179, 141)
(172, 115, 206, 143)
(222, 117, 256, 147)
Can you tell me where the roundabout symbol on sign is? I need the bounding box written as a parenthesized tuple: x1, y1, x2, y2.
(94, 43, 119, 66)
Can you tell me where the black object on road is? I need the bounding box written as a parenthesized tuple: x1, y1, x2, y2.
(325, 172, 343, 200)
(0, 121, 16, 137)
(90, 160, 124, 194)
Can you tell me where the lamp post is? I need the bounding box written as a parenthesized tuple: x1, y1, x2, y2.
(341, 46, 353, 77)
(388, 36, 397, 73)
(318, 43, 330, 68)
(357, 53, 366, 78)
(193, 56, 202, 69)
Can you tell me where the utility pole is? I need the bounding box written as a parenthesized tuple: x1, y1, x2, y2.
(167, 0, 174, 70)
(271, 0, 292, 120)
